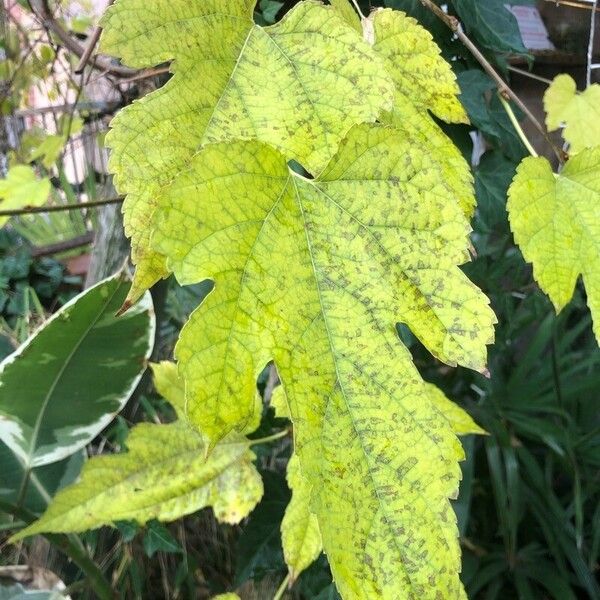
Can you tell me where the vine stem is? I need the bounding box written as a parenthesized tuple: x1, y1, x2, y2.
(0, 196, 123, 217)
(418, 0, 564, 164)
(0, 499, 114, 600)
(498, 94, 538, 158)
(273, 573, 291, 600)
(249, 429, 290, 446)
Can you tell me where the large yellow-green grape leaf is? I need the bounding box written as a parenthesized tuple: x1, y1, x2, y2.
(329, 0, 361, 32)
(154, 123, 495, 597)
(11, 420, 263, 541)
(0, 165, 50, 227)
(382, 99, 475, 218)
(273, 381, 485, 436)
(508, 149, 600, 343)
(98, 0, 394, 303)
(370, 8, 468, 125)
(425, 383, 486, 436)
(544, 74, 600, 154)
(281, 454, 322, 581)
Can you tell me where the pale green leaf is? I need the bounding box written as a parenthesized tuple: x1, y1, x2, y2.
(99, 0, 393, 302)
(544, 74, 600, 154)
(154, 122, 494, 597)
(424, 383, 486, 436)
(11, 421, 263, 541)
(211, 594, 241, 600)
(371, 8, 468, 124)
(150, 361, 186, 419)
(0, 166, 50, 226)
(0, 272, 154, 468)
(271, 384, 290, 419)
(508, 149, 600, 342)
(329, 0, 361, 32)
(281, 454, 322, 581)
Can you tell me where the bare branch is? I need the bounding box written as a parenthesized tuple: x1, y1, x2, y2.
(419, 0, 565, 163)
(0, 196, 123, 217)
(28, 0, 136, 77)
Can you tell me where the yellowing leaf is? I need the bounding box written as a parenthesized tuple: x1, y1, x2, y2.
(11, 420, 263, 541)
(329, 0, 361, 32)
(371, 8, 468, 124)
(153, 122, 494, 597)
(150, 360, 186, 418)
(271, 384, 290, 419)
(544, 74, 600, 154)
(281, 454, 322, 580)
(508, 149, 600, 342)
(0, 165, 50, 226)
(151, 360, 262, 436)
(382, 96, 475, 218)
(425, 383, 486, 436)
(211, 595, 241, 600)
(99, 0, 393, 302)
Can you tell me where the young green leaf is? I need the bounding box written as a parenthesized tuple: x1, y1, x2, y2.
(10, 420, 263, 541)
(0, 165, 50, 226)
(99, 0, 394, 302)
(508, 148, 600, 342)
(0, 272, 154, 468)
(281, 455, 322, 581)
(155, 122, 494, 597)
(544, 74, 600, 154)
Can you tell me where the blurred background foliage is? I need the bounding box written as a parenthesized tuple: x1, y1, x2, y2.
(0, 0, 599, 599)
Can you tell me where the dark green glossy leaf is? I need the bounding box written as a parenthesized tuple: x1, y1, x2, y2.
(142, 520, 182, 557)
(451, 0, 527, 56)
(0, 271, 154, 468)
(235, 470, 289, 585)
(474, 151, 516, 233)
(0, 439, 84, 516)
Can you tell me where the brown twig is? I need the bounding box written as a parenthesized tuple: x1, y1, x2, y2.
(0, 196, 123, 217)
(119, 65, 170, 85)
(28, 0, 136, 78)
(31, 231, 95, 256)
(74, 24, 103, 74)
(74, 0, 115, 74)
(419, 0, 565, 163)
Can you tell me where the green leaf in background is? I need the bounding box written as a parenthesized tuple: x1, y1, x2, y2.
(259, 0, 283, 24)
(474, 151, 516, 234)
(142, 520, 182, 557)
(0, 271, 155, 468)
(235, 470, 290, 585)
(457, 70, 527, 162)
(452, 0, 527, 57)
(0, 166, 50, 227)
(0, 440, 84, 516)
